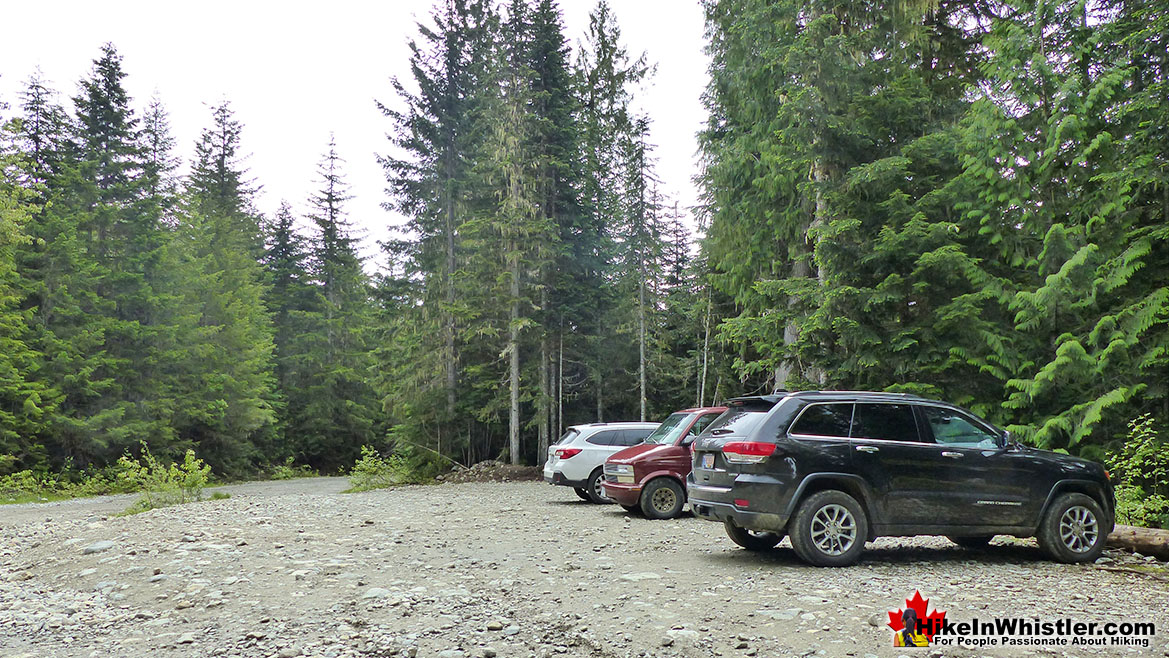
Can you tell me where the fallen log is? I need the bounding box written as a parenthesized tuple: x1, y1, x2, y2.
(1106, 524, 1169, 561)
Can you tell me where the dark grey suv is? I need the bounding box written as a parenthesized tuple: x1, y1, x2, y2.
(688, 391, 1114, 567)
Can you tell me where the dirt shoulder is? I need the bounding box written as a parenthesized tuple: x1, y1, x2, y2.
(2, 479, 1166, 658)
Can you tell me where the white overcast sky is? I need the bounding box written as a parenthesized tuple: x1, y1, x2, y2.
(0, 0, 709, 266)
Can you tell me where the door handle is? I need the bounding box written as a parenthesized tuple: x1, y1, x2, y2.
(855, 445, 879, 453)
(942, 451, 964, 458)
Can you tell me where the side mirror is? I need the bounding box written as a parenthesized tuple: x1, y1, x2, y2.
(998, 430, 1013, 450)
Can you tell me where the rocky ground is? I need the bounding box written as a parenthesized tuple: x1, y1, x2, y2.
(2, 478, 1167, 658)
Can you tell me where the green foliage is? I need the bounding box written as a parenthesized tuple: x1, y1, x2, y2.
(346, 445, 432, 492)
(117, 444, 213, 515)
(1107, 415, 1169, 528)
(269, 456, 316, 481)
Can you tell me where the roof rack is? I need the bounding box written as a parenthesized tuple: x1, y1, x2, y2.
(771, 389, 930, 400)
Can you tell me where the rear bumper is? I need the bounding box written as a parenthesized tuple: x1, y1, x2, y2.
(544, 470, 588, 489)
(600, 481, 641, 506)
(687, 475, 790, 533)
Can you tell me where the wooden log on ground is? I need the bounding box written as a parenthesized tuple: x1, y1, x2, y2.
(1107, 524, 1169, 560)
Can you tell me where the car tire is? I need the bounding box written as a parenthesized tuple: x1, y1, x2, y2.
(574, 487, 591, 501)
(948, 535, 994, 549)
(788, 490, 868, 567)
(1037, 493, 1107, 563)
(723, 520, 783, 551)
(585, 469, 611, 504)
(640, 478, 685, 519)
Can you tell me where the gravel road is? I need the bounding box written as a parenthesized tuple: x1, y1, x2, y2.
(2, 478, 1167, 658)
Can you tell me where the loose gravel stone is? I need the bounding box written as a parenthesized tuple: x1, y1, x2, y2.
(81, 540, 115, 554)
(0, 478, 1165, 658)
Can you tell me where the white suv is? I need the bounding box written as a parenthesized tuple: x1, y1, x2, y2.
(544, 423, 659, 503)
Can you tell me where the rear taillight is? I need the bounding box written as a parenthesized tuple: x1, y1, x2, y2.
(554, 447, 582, 459)
(722, 441, 777, 464)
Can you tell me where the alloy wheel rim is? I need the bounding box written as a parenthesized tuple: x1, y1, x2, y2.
(1059, 505, 1098, 553)
(652, 487, 677, 513)
(810, 504, 856, 556)
(593, 477, 606, 501)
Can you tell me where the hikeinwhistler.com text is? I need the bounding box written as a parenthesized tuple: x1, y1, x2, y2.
(923, 617, 1156, 649)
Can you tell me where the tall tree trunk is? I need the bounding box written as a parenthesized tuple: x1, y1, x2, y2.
(509, 248, 521, 465)
(538, 302, 550, 466)
(638, 277, 647, 421)
(444, 156, 458, 416)
(557, 331, 564, 437)
(595, 369, 603, 423)
(700, 284, 712, 405)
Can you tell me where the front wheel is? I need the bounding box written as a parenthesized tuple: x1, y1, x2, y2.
(723, 520, 783, 551)
(640, 478, 685, 519)
(585, 469, 611, 504)
(1037, 493, 1107, 563)
(788, 490, 868, 567)
(574, 487, 591, 501)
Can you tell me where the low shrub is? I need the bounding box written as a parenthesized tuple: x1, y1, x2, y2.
(1107, 415, 1169, 529)
(269, 456, 317, 480)
(117, 445, 214, 515)
(347, 445, 431, 492)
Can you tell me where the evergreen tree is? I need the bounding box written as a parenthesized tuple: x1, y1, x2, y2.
(377, 0, 497, 460)
(961, 0, 1168, 453)
(0, 104, 55, 467)
(173, 101, 276, 474)
(295, 140, 379, 470)
(575, 0, 650, 422)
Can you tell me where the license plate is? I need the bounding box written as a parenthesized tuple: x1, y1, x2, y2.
(702, 453, 715, 469)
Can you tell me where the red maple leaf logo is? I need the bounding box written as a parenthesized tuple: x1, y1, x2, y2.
(887, 590, 947, 641)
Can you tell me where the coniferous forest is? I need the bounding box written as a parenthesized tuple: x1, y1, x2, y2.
(0, 0, 1166, 484)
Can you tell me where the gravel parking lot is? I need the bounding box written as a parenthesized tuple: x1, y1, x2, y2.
(2, 478, 1167, 658)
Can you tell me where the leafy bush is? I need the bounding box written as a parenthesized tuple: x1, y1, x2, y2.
(118, 446, 214, 515)
(1106, 415, 1169, 528)
(0, 460, 139, 503)
(347, 445, 431, 492)
(270, 456, 316, 480)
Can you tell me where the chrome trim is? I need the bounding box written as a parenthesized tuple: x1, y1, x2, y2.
(689, 483, 732, 495)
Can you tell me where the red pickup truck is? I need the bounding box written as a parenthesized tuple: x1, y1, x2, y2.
(600, 406, 728, 519)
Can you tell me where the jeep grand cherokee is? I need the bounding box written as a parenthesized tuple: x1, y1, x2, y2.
(688, 391, 1114, 567)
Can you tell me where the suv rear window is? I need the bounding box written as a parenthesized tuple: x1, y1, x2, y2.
(790, 403, 853, 438)
(704, 400, 773, 437)
(554, 429, 580, 446)
(586, 430, 623, 445)
(851, 403, 920, 443)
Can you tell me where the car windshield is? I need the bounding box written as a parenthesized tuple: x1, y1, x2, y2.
(643, 413, 692, 444)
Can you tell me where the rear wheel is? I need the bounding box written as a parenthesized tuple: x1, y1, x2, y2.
(948, 535, 994, 549)
(640, 478, 685, 519)
(586, 469, 611, 504)
(1037, 493, 1107, 563)
(573, 487, 591, 501)
(788, 490, 868, 567)
(723, 520, 783, 551)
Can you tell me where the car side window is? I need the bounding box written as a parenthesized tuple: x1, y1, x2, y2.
(920, 406, 999, 449)
(623, 429, 653, 446)
(851, 403, 921, 443)
(789, 403, 854, 438)
(586, 430, 619, 446)
(684, 414, 718, 443)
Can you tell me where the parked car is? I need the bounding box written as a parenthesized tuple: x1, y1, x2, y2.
(544, 422, 659, 503)
(601, 406, 728, 519)
(688, 391, 1115, 567)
